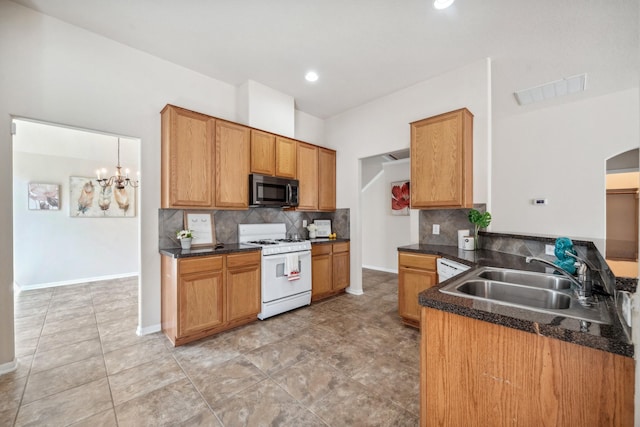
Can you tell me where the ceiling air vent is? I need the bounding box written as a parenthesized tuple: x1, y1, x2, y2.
(514, 74, 587, 106)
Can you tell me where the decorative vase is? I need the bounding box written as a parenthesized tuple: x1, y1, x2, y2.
(309, 231, 317, 239)
(180, 237, 192, 250)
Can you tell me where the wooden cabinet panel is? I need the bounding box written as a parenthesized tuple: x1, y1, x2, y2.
(318, 148, 336, 211)
(250, 129, 275, 176)
(216, 120, 250, 209)
(178, 269, 225, 337)
(161, 105, 215, 208)
(312, 253, 333, 300)
(226, 261, 261, 323)
(275, 136, 297, 178)
(411, 108, 473, 208)
(332, 250, 350, 291)
(421, 308, 634, 426)
(296, 142, 318, 211)
(398, 252, 438, 328)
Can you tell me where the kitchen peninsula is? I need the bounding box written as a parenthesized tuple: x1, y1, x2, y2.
(399, 233, 634, 426)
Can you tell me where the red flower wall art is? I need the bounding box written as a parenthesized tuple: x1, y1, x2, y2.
(391, 180, 410, 216)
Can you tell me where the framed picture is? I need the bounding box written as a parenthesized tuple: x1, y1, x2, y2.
(69, 176, 136, 217)
(184, 211, 216, 247)
(391, 180, 410, 216)
(28, 183, 60, 210)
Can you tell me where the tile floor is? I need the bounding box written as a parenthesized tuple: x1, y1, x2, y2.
(2, 269, 420, 426)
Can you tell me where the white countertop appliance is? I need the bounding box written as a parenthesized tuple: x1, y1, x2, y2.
(238, 223, 312, 319)
(437, 258, 471, 283)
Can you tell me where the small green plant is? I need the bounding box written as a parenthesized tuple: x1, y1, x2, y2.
(468, 209, 492, 249)
(176, 229, 193, 240)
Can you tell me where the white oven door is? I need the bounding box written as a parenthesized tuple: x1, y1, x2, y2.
(261, 250, 312, 303)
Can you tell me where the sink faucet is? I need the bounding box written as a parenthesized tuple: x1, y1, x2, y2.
(525, 256, 592, 304)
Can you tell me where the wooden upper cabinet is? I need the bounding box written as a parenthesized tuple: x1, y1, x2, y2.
(161, 105, 215, 208)
(250, 129, 275, 176)
(275, 136, 297, 179)
(296, 142, 319, 211)
(411, 108, 473, 208)
(215, 120, 251, 209)
(318, 147, 336, 211)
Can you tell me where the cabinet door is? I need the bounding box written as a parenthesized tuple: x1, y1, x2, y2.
(216, 120, 251, 208)
(312, 252, 333, 300)
(318, 148, 336, 211)
(250, 129, 275, 176)
(332, 249, 350, 291)
(411, 108, 473, 208)
(161, 105, 215, 208)
(275, 136, 297, 179)
(226, 253, 261, 323)
(398, 267, 437, 325)
(178, 269, 225, 337)
(296, 142, 319, 210)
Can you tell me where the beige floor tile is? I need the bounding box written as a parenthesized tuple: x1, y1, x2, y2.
(103, 336, 170, 375)
(177, 409, 222, 427)
(94, 303, 137, 324)
(98, 318, 155, 354)
(68, 408, 118, 427)
(217, 322, 284, 353)
(315, 337, 378, 377)
(31, 338, 102, 374)
(114, 378, 208, 427)
(351, 354, 420, 415)
(0, 407, 18, 427)
(22, 355, 106, 404)
(14, 377, 112, 427)
(36, 324, 100, 353)
(271, 355, 350, 405)
(108, 354, 186, 405)
(173, 335, 242, 375)
(189, 356, 267, 407)
(309, 379, 409, 427)
(0, 375, 27, 413)
(243, 334, 316, 375)
(213, 379, 325, 427)
(15, 336, 39, 358)
(41, 313, 96, 336)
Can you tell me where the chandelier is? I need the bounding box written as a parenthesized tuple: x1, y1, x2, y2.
(95, 138, 139, 189)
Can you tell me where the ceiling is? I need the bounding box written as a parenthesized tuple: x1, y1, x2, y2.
(11, 0, 639, 119)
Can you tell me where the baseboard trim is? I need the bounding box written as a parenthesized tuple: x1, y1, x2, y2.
(362, 265, 398, 274)
(0, 359, 17, 375)
(137, 323, 161, 336)
(346, 287, 364, 296)
(16, 273, 138, 291)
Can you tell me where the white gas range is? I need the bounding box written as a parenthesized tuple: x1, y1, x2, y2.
(238, 223, 312, 319)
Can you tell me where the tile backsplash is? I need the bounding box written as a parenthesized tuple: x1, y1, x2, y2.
(159, 208, 350, 249)
(418, 204, 487, 245)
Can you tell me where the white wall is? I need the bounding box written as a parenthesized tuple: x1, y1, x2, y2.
(0, 0, 325, 368)
(237, 80, 295, 137)
(13, 120, 139, 289)
(362, 159, 416, 272)
(492, 88, 639, 253)
(326, 58, 491, 294)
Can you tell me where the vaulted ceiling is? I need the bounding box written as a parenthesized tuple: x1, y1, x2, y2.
(11, 0, 639, 119)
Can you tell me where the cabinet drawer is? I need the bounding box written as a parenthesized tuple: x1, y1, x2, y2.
(180, 256, 223, 275)
(227, 251, 261, 268)
(333, 242, 349, 254)
(398, 252, 437, 271)
(312, 244, 332, 256)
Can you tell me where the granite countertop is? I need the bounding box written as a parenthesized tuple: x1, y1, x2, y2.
(160, 244, 261, 258)
(399, 244, 633, 358)
(160, 238, 350, 258)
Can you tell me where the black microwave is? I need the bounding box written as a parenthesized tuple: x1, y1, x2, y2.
(249, 174, 299, 207)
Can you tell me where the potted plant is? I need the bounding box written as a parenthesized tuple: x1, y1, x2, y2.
(468, 209, 492, 250)
(176, 229, 194, 250)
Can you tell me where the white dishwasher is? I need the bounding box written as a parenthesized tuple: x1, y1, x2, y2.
(437, 258, 471, 283)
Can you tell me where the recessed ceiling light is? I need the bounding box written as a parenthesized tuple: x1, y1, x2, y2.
(433, 0, 455, 10)
(305, 71, 319, 82)
(514, 74, 587, 106)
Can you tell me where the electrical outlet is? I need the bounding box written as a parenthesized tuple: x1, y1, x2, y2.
(545, 244, 555, 256)
(302, 220, 307, 227)
(432, 224, 440, 235)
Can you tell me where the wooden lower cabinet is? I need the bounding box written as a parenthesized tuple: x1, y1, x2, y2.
(312, 242, 350, 301)
(161, 251, 261, 346)
(398, 252, 438, 328)
(421, 308, 635, 427)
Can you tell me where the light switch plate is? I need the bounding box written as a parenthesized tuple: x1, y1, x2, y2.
(432, 224, 440, 235)
(545, 244, 555, 256)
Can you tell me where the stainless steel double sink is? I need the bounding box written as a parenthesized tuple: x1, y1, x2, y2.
(439, 266, 612, 325)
